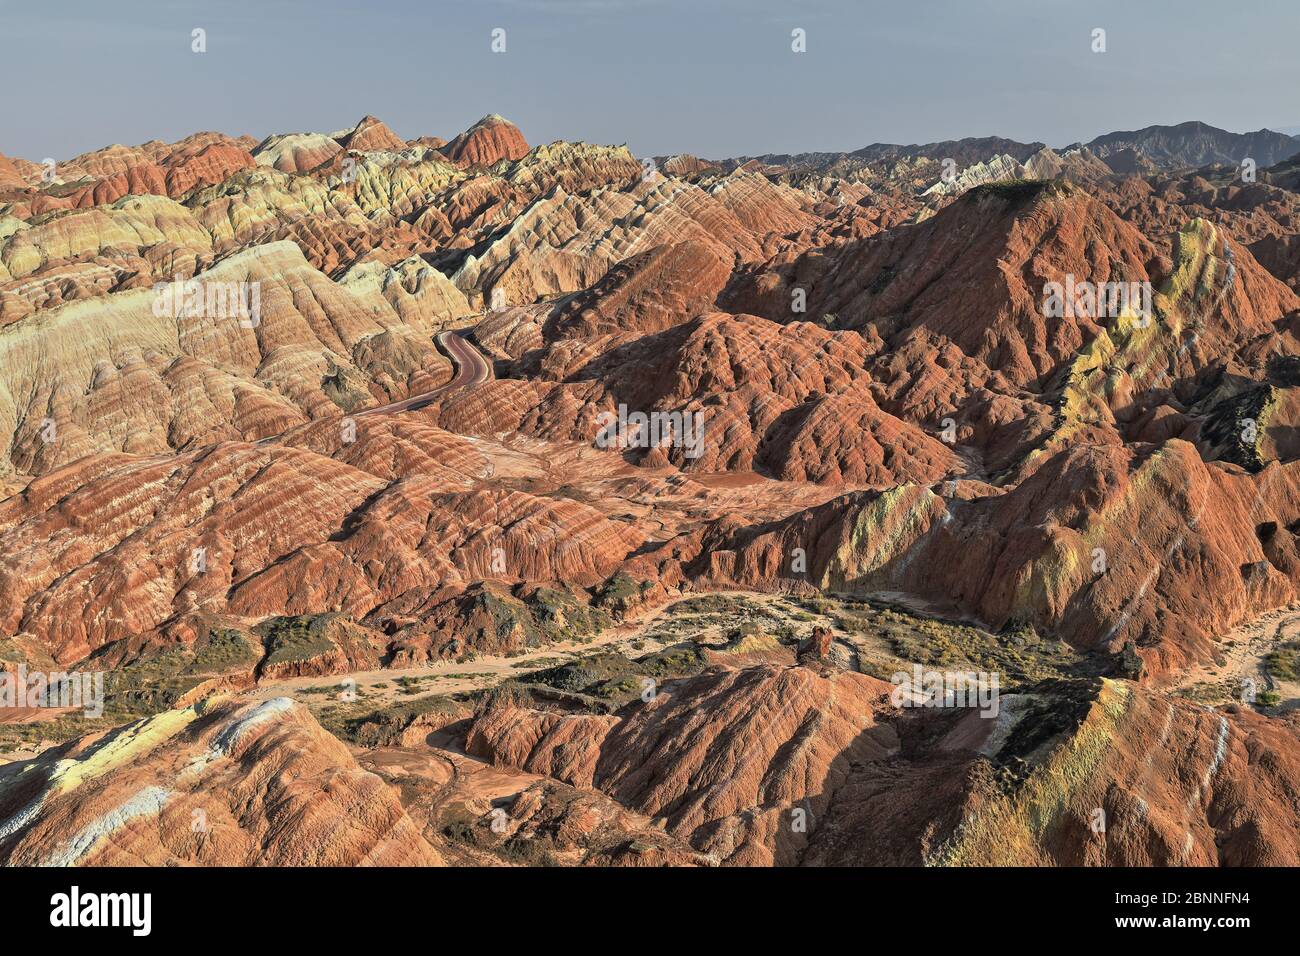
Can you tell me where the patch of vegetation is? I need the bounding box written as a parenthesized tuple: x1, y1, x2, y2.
(523, 646, 707, 707)
(192, 627, 261, 672)
(593, 573, 652, 615)
(258, 615, 340, 668)
(1, 623, 262, 748)
(1264, 642, 1300, 682)
(796, 596, 833, 616)
(440, 802, 486, 846)
(826, 596, 1103, 691)
(967, 178, 1061, 204)
(512, 656, 564, 669)
(320, 692, 465, 746)
(460, 584, 613, 654)
(88, 625, 262, 721)
(0, 711, 124, 752)
(437, 802, 557, 865)
(395, 674, 441, 694)
(1173, 678, 1239, 706)
(641, 594, 795, 645)
(498, 835, 558, 867)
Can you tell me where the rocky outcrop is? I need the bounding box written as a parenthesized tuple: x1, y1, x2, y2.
(727, 181, 1167, 387)
(812, 679, 1300, 866)
(0, 435, 646, 662)
(467, 663, 899, 865)
(0, 153, 27, 189)
(679, 440, 1300, 678)
(0, 696, 440, 865)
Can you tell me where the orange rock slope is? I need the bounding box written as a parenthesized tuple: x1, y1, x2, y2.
(0, 696, 439, 865)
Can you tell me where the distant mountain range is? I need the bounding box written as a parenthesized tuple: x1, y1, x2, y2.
(733, 120, 1300, 173)
(1074, 120, 1300, 168)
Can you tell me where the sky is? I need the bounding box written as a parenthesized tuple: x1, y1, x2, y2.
(4, 0, 1298, 163)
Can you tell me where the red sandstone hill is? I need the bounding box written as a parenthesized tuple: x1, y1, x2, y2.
(336, 114, 407, 152)
(0, 697, 440, 865)
(725, 181, 1167, 387)
(0, 152, 27, 189)
(466, 664, 1300, 865)
(664, 441, 1300, 678)
(441, 114, 530, 167)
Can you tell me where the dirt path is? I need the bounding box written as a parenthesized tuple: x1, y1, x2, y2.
(248, 589, 809, 710)
(247, 590, 693, 707)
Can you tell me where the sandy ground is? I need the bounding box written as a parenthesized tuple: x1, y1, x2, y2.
(1174, 603, 1300, 709)
(0, 706, 80, 724)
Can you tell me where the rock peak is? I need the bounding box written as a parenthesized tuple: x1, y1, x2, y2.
(443, 114, 529, 166)
(337, 114, 405, 152)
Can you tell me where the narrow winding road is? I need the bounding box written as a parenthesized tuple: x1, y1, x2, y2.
(357, 330, 493, 417)
(256, 329, 492, 445)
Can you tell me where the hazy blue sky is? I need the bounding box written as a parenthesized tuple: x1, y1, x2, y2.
(4, 0, 1297, 162)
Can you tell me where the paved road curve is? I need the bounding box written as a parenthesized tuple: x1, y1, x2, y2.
(255, 329, 492, 445)
(361, 330, 493, 417)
